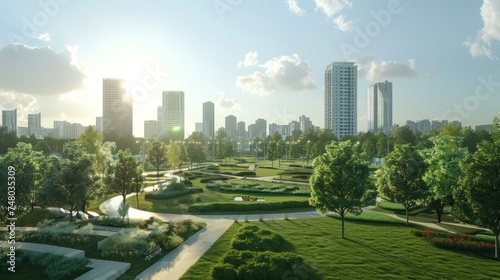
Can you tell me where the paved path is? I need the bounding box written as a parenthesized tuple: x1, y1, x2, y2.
(382, 213, 454, 232)
(135, 219, 233, 280)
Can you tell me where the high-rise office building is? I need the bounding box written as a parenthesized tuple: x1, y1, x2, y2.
(2, 109, 17, 134)
(269, 123, 279, 136)
(157, 106, 163, 136)
(102, 78, 133, 139)
(248, 124, 256, 139)
(299, 115, 313, 132)
(237, 121, 246, 140)
(368, 81, 392, 133)
(96, 117, 103, 132)
(195, 122, 203, 133)
(54, 121, 84, 139)
(289, 121, 300, 136)
(225, 115, 237, 139)
(255, 118, 267, 139)
(162, 91, 184, 139)
(28, 113, 41, 133)
(324, 61, 357, 139)
(203, 101, 215, 139)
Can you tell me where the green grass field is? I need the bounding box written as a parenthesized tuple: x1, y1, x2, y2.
(181, 214, 500, 279)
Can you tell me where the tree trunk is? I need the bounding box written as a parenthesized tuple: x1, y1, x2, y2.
(341, 214, 345, 239)
(69, 204, 74, 221)
(405, 206, 409, 225)
(136, 193, 140, 209)
(495, 233, 499, 259)
(434, 199, 443, 223)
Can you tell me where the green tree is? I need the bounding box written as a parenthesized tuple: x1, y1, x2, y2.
(378, 144, 428, 225)
(34, 140, 51, 155)
(309, 141, 377, 238)
(276, 139, 286, 167)
(0, 143, 40, 217)
(133, 164, 144, 209)
(106, 149, 142, 206)
(167, 141, 182, 171)
(147, 141, 167, 183)
(421, 136, 468, 223)
(44, 142, 97, 220)
(440, 123, 462, 137)
(390, 125, 417, 146)
(457, 140, 500, 258)
(78, 126, 104, 154)
(215, 130, 233, 163)
(267, 141, 277, 167)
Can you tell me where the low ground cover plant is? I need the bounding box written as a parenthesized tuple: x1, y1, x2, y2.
(17, 219, 96, 247)
(413, 230, 495, 254)
(0, 249, 90, 280)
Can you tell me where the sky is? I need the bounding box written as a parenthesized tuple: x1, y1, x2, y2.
(0, 0, 499, 138)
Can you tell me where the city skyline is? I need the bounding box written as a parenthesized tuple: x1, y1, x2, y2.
(0, 1, 499, 137)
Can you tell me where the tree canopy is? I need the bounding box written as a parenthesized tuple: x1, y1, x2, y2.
(309, 140, 377, 238)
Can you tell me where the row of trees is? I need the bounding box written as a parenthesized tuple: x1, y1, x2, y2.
(309, 134, 500, 258)
(0, 126, 144, 220)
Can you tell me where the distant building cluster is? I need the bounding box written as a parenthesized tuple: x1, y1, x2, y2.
(405, 119, 462, 134)
(1, 66, 497, 141)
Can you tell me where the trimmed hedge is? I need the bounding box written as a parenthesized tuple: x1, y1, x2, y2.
(145, 188, 203, 200)
(288, 164, 303, 168)
(200, 176, 231, 183)
(187, 200, 309, 212)
(234, 171, 256, 176)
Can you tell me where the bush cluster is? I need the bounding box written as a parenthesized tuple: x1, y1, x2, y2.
(211, 225, 312, 280)
(144, 187, 203, 200)
(188, 200, 309, 212)
(17, 220, 95, 247)
(230, 225, 282, 251)
(0, 250, 90, 280)
(100, 219, 206, 261)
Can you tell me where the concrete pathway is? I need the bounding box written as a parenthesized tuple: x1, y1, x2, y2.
(381, 213, 454, 233)
(135, 219, 233, 280)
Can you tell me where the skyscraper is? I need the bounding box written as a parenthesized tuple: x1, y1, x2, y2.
(255, 118, 267, 139)
(237, 121, 246, 140)
(28, 113, 41, 133)
(225, 115, 237, 140)
(157, 106, 163, 136)
(2, 109, 17, 134)
(96, 117, 103, 132)
(299, 115, 313, 132)
(324, 61, 357, 139)
(368, 80, 392, 133)
(203, 101, 214, 139)
(162, 91, 184, 139)
(102, 78, 133, 140)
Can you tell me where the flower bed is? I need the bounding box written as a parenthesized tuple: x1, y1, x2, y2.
(414, 230, 495, 253)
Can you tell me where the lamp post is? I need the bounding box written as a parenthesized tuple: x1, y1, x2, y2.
(286, 141, 290, 162)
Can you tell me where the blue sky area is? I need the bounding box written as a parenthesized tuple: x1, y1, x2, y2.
(0, 0, 499, 137)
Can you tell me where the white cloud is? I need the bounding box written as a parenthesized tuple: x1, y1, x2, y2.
(464, 0, 500, 60)
(357, 58, 418, 81)
(218, 97, 242, 110)
(237, 51, 259, 68)
(314, 0, 351, 17)
(333, 15, 354, 32)
(236, 54, 316, 96)
(34, 33, 51, 42)
(0, 44, 87, 96)
(286, 0, 305, 16)
(314, 0, 355, 32)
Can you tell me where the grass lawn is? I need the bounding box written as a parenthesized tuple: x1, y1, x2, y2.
(254, 166, 283, 177)
(181, 214, 500, 280)
(15, 208, 63, 226)
(87, 192, 122, 215)
(8, 260, 92, 280)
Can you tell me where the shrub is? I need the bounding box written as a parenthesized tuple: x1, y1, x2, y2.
(235, 171, 256, 176)
(144, 188, 203, 200)
(207, 166, 220, 170)
(26, 252, 90, 280)
(211, 263, 238, 280)
(101, 228, 159, 261)
(288, 164, 303, 168)
(187, 200, 310, 212)
(231, 225, 283, 252)
(200, 176, 231, 183)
